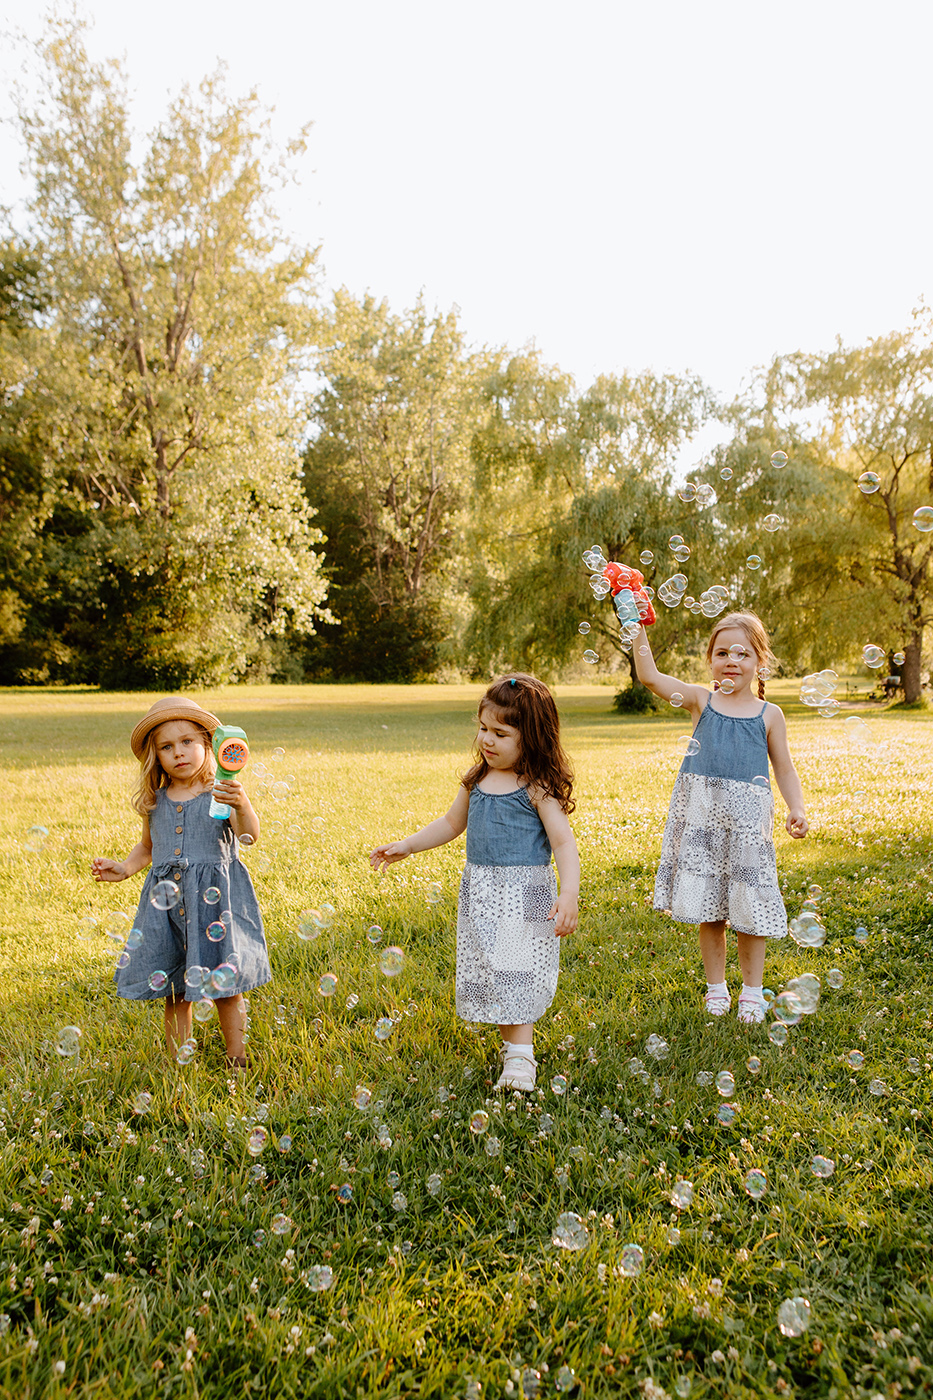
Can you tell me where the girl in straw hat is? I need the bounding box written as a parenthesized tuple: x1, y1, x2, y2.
(92, 697, 270, 1068)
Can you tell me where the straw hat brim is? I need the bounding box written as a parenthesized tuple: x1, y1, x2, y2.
(130, 697, 222, 759)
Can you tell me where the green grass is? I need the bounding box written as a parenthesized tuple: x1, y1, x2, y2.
(0, 683, 931, 1400)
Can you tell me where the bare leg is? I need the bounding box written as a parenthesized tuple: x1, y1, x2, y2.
(698, 921, 727, 983)
(215, 994, 247, 1060)
(164, 996, 193, 1055)
(737, 932, 767, 986)
(498, 1021, 534, 1047)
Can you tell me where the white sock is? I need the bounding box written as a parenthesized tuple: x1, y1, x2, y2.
(741, 984, 763, 1000)
(503, 1040, 534, 1059)
(706, 981, 728, 997)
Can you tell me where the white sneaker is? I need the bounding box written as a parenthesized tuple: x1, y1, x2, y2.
(737, 996, 767, 1025)
(495, 1050, 537, 1092)
(704, 988, 732, 1016)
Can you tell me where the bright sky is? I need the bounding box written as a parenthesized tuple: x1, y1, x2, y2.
(2, 0, 930, 433)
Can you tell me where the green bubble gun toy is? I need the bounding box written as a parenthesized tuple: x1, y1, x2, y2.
(209, 725, 250, 820)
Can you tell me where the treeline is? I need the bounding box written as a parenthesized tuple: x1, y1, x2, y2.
(2, 20, 932, 699)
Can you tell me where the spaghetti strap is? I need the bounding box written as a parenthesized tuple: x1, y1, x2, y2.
(758, 700, 768, 715)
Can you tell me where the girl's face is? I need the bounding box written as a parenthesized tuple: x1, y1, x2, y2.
(153, 720, 208, 781)
(710, 627, 760, 694)
(477, 706, 521, 773)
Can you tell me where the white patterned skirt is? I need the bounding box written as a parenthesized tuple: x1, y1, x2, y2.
(456, 862, 560, 1024)
(653, 773, 788, 940)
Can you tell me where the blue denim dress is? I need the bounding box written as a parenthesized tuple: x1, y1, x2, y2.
(653, 697, 787, 939)
(456, 784, 560, 1025)
(115, 790, 271, 1001)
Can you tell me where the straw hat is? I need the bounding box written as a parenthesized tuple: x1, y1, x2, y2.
(130, 696, 222, 759)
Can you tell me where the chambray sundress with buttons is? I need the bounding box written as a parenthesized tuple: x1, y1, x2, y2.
(115, 790, 271, 1001)
(653, 697, 787, 939)
(456, 785, 560, 1024)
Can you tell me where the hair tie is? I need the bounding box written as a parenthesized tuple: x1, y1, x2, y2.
(509, 678, 516, 687)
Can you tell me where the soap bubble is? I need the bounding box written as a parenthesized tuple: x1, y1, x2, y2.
(318, 973, 338, 997)
(772, 991, 804, 1025)
(751, 774, 769, 790)
(770, 451, 788, 469)
(777, 1297, 811, 1337)
(907, 1057, 921, 1074)
(127, 926, 145, 951)
(176, 1040, 196, 1066)
(24, 824, 49, 852)
(336, 1183, 353, 1204)
(583, 649, 599, 664)
(352, 1085, 372, 1110)
(789, 912, 826, 948)
(552, 1212, 589, 1250)
(185, 965, 209, 991)
(374, 1018, 394, 1041)
(744, 1168, 767, 1200)
(346, 993, 359, 1010)
(387, 1170, 401, 1188)
(719, 678, 735, 695)
(619, 1243, 644, 1277)
(669, 534, 684, 549)
(193, 999, 214, 1022)
(670, 693, 684, 707)
(646, 1033, 670, 1061)
(115, 951, 131, 970)
(678, 483, 697, 503)
(862, 644, 885, 669)
(746, 555, 762, 570)
(555, 1366, 577, 1393)
(912, 505, 933, 532)
(239, 833, 255, 847)
(768, 1023, 789, 1047)
(667, 1226, 682, 1246)
(305, 1265, 333, 1292)
(484, 1135, 501, 1157)
(811, 1155, 835, 1178)
(868, 1078, 888, 1097)
(551, 1074, 568, 1095)
(671, 1179, 694, 1209)
(55, 1026, 82, 1057)
(469, 1110, 489, 1135)
(206, 921, 226, 943)
(639, 549, 654, 565)
(270, 781, 290, 801)
(673, 544, 691, 562)
(853, 924, 869, 944)
(762, 513, 783, 532)
(826, 968, 843, 989)
(211, 964, 237, 993)
(678, 736, 700, 757)
(717, 1102, 738, 1126)
(720, 467, 733, 480)
(379, 946, 405, 977)
(893, 650, 905, 665)
(133, 1092, 152, 1115)
(425, 883, 443, 904)
(857, 471, 881, 494)
(102, 911, 131, 942)
(203, 887, 221, 905)
(367, 924, 384, 945)
(426, 1173, 442, 1196)
(247, 1127, 268, 1156)
(310, 817, 325, 835)
(148, 970, 168, 992)
(696, 483, 716, 506)
(151, 881, 180, 911)
(746, 1055, 761, 1074)
(846, 1050, 864, 1068)
(270, 1213, 292, 1235)
(695, 1071, 714, 1087)
(786, 973, 820, 1013)
(578, 622, 591, 635)
(715, 1070, 735, 1097)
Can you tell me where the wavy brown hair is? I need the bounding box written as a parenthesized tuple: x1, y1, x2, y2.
(132, 721, 216, 815)
(462, 673, 575, 813)
(706, 611, 776, 701)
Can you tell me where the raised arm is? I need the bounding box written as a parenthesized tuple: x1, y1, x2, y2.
(370, 784, 471, 872)
(632, 626, 709, 717)
(92, 816, 154, 882)
(535, 795, 580, 937)
(766, 705, 808, 838)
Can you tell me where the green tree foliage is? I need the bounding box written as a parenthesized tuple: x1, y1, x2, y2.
(463, 353, 714, 681)
(1, 18, 330, 687)
(300, 292, 484, 680)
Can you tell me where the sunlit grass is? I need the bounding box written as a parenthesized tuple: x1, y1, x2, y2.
(0, 683, 931, 1398)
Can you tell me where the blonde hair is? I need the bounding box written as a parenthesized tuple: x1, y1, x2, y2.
(706, 611, 776, 701)
(132, 721, 216, 815)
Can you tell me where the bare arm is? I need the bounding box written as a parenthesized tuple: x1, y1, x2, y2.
(370, 785, 470, 872)
(632, 626, 709, 719)
(214, 779, 261, 847)
(92, 816, 153, 882)
(535, 795, 580, 937)
(766, 705, 808, 838)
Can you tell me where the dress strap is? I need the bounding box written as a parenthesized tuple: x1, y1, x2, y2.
(758, 700, 768, 715)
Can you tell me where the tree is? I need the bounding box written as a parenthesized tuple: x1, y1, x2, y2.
(300, 292, 484, 680)
(2, 17, 330, 686)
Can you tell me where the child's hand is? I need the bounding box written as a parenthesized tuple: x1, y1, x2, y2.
(548, 894, 578, 937)
(370, 840, 412, 872)
(213, 779, 248, 809)
(786, 810, 809, 839)
(92, 857, 127, 882)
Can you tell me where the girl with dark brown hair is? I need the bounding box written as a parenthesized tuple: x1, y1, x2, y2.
(371, 674, 579, 1091)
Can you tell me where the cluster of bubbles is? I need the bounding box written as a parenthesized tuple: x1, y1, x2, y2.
(799, 670, 839, 715)
(677, 482, 717, 507)
(297, 903, 336, 941)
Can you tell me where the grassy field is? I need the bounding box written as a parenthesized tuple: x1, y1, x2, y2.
(0, 682, 931, 1400)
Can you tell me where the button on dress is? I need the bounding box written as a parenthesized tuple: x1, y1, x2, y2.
(456, 785, 560, 1024)
(653, 697, 788, 939)
(115, 790, 271, 1001)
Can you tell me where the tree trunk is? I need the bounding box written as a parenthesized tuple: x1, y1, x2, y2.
(901, 631, 924, 703)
